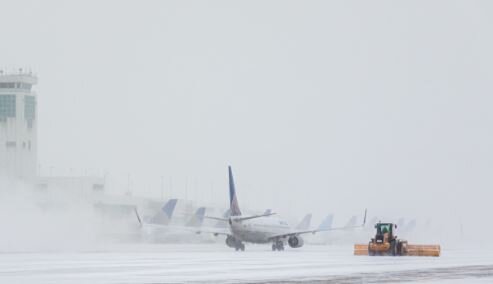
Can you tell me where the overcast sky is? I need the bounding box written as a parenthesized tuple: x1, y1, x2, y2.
(1, 1, 492, 227)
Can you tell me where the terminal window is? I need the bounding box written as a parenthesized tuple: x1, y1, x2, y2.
(0, 95, 16, 117)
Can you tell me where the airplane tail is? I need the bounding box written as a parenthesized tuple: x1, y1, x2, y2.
(162, 198, 178, 219)
(186, 207, 206, 227)
(345, 215, 357, 227)
(318, 214, 334, 230)
(150, 198, 178, 225)
(228, 166, 242, 216)
(296, 214, 312, 230)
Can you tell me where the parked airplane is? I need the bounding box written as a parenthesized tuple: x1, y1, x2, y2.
(296, 214, 312, 231)
(134, 200, 207, 242)
(345, 215, 358, 227)
(200, 166, 366, 251)
(318, 214, 334, 231)
(136, 198, 178, 226)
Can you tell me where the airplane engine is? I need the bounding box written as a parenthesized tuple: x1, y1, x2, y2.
(226, 235, 240, 248)
(288, 236, 304, 248)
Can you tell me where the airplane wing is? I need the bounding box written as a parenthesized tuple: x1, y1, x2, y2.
(195, 227, 231, 237)
(234, 212, 276, 222)
(196, 212, 277, 236)
(268, 209, 367, 240)
(267, 226, 361, 240)
(204, 216, 229, 222)
(205, 212, 276, 223)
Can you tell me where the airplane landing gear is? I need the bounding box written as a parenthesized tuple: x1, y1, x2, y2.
(235, 243, 245, 251)
(272, 240, 284, 251)
(226, 236, 245, 251)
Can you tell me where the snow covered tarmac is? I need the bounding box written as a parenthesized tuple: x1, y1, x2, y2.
(1, 244, 492, 283)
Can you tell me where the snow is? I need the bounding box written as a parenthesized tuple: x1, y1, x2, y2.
(1, 244, 492, 283)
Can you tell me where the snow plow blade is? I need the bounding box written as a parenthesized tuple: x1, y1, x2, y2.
(406, 244, 441, 257)
(354, 244, 369, 255)
(353, 244, 441, 257)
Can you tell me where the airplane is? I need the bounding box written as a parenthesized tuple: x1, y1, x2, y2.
(136, 198, 178, 226)
(200, 166, 367, 251)
(345, 215, 358, 227)
(318, 214, 334, 231)
(296, 214, 312, 231)
(214, 209, 230, 229)
(134, 200, 207, 242)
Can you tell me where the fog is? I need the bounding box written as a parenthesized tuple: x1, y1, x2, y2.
(1, 0, 493, 251)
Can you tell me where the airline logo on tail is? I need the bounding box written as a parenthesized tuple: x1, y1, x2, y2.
(149, 198, 178, 225)
(162, 198, 178, 219)
(186, 207, 206, 227)
(229, 166, 242, 216)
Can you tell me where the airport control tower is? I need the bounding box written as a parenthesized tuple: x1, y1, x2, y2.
(0, 69, 38, 180)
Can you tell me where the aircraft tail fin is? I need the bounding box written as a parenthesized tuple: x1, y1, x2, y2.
(228, 166, 242, 216)
(186, 207, 206, 227)
(345, 215, 357, 227)
(162, 198, 178, 219)
(318, 214, 334, 230)
(150, 198, 178, 225)
(296, 214, 312, 230)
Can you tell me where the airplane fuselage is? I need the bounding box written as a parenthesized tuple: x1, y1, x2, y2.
(229, 215, 292, 244)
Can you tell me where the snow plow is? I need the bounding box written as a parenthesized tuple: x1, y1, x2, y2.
(354, 222, 440, 257)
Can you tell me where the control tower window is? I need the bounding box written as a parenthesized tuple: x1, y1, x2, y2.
(0, 95, 16, 118)
(0, 82, 16, 88)
(25, 95, 36, 121)
(0, 82, 31, 90)
(21, 83, 32, 90)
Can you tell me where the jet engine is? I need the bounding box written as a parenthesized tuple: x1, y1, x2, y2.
(288, 235, 304, 248)
(226, 235, 240, 248)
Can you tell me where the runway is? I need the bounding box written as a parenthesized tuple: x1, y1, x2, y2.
(1, 244, 492, 283)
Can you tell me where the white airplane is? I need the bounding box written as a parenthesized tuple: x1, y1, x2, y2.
(134, 200, 207, 242)
(200, 166, 366, 251)
(296, 213, 312, 231)
(135, 199, 178, 227)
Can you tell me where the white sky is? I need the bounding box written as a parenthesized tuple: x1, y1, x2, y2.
(1, 1, 492, 227)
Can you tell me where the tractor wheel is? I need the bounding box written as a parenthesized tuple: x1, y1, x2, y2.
(390, 240, 397, 256)
(368, 243, 375, 256)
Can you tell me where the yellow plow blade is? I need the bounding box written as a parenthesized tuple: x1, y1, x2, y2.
(354, 244, 369, 255)
(406, 244, 441, 257)
(353, 243, 441, 257)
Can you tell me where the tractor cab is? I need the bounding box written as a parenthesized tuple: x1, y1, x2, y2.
(374, 223, 397, 243)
